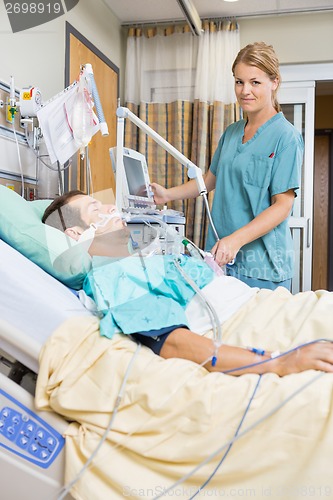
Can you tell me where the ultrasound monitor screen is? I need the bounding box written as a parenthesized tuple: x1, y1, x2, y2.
(123, 156, 148, 198)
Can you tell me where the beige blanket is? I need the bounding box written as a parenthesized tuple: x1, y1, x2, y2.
(35, 287, 333, 500)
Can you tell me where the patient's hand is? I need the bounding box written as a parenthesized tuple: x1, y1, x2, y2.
(275, 342, 333, 376)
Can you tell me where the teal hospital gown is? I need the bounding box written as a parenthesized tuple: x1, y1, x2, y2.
(206, 112, 304, 282)
(83, 254, 215, 338)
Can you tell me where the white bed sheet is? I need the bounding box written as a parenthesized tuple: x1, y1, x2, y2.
(186, 274, 257, 333)
(0, 239, 92, 370)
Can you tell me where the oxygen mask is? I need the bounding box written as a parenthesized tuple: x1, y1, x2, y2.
(78, 210, 124, 248)
(92, 210, 124, 229)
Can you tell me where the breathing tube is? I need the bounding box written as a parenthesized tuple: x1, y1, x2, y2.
(201, 192, 219, 243)
(84, 63, 109, 137)
(81, 210, 224, 365)
(123, 213, 224, 365)
(123, 212, 183, 256)
(153, 368, 326, 500)
(57, 342, 142, 500)
(182, 238, 224, 276)
(77, 210, 125, 250)
(173, 258, 222, 366)
(179, 238, 226, 364)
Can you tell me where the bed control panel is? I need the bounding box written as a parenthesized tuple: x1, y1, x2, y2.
(0, 389, 65, 468)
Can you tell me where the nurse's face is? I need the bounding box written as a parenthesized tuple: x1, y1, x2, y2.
(233, 62, 278, 115)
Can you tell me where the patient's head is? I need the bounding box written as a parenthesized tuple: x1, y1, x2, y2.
(42, 190, 125, 241)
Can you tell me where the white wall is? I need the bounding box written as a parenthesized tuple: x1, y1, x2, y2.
(0, 0, 124, 183)
(0, 6, 332, 105)
(1, 6, 331, 113)
(239, 12, 333, 65)
(0, 4, 332, 183)
(0, 0, 124, 101)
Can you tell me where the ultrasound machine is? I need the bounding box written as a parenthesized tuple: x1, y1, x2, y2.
(109, 146, 185, 253)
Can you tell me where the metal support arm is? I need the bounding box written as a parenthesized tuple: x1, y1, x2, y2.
(116, 106, 207, 197)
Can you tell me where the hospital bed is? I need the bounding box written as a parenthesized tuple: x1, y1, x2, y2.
(0, 237, 92, 500)
(1, 186, 333, 500)
(0, 180, 93, 500)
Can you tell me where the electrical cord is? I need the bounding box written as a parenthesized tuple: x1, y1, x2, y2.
(55, 353, 214, 498)
(173, 257, 222, 365)
(56, 342, 142, 500)
(189, 374, 262, 499)
(12, 123, 25, 197)
(24, 127, 71, 172)
(55, 331, 331, 499)
(202, 192, 219, 243)
(55, 218, 333, 498)
(221, 338, 333, 375)
(60, 338, 329, 500)
(153, 369, 326, 499)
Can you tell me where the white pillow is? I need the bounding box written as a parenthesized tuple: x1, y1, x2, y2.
(0, 239, 91, 347)
(0, 186, 91, 289)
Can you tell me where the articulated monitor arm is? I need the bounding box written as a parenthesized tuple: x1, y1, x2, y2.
(116, 106, 207, 196)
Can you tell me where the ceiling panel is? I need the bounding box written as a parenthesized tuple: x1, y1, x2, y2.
(103, 0, 333, 24)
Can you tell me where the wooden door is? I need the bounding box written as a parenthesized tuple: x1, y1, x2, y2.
(65, 23, 119, 203)
(312, 133, 330, 290)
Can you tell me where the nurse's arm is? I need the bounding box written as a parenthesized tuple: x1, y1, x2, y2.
(151, 170, 216, 205)
(212, 189, 295, 266)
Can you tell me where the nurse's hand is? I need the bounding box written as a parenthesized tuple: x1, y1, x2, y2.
(211, 236, 240, 266)
(150, 182, 170, 205)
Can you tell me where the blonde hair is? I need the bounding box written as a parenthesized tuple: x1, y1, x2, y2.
(232, 42, 281, 112)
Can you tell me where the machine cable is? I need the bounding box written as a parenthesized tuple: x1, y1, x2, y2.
(153, 369, 326, 500)
(56, 342, 142, 500)
(189, 374, 263, 499)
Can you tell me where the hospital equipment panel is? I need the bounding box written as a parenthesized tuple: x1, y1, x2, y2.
(0, 374, 71, 500)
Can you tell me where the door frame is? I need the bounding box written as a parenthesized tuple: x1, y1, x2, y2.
(280, 62, 333, 83)
(280, 62, 333, 291)
(279, 82, 315, 292)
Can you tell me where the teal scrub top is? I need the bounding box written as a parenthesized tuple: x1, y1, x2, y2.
(83, 254, 215, 338)
(206, 113, 304, 282)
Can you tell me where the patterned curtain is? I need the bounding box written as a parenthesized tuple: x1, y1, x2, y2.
(124, 21, 240, 249)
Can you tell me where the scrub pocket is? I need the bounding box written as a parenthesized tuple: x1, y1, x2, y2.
(244, 154, 273, 189)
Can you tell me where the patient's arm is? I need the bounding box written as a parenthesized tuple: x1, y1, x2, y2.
(160, 328, 333, 376)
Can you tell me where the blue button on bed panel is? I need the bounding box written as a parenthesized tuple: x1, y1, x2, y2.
(0, 389, 65, 469)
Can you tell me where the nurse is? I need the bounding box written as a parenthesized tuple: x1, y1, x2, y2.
(151, 42, 304, 291)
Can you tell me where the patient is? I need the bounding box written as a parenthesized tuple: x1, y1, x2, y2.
(43, 190, 333, 377)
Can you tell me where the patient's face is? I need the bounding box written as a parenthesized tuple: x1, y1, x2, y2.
(69, 194, 125, 233)
(67, 194, 130, 257)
